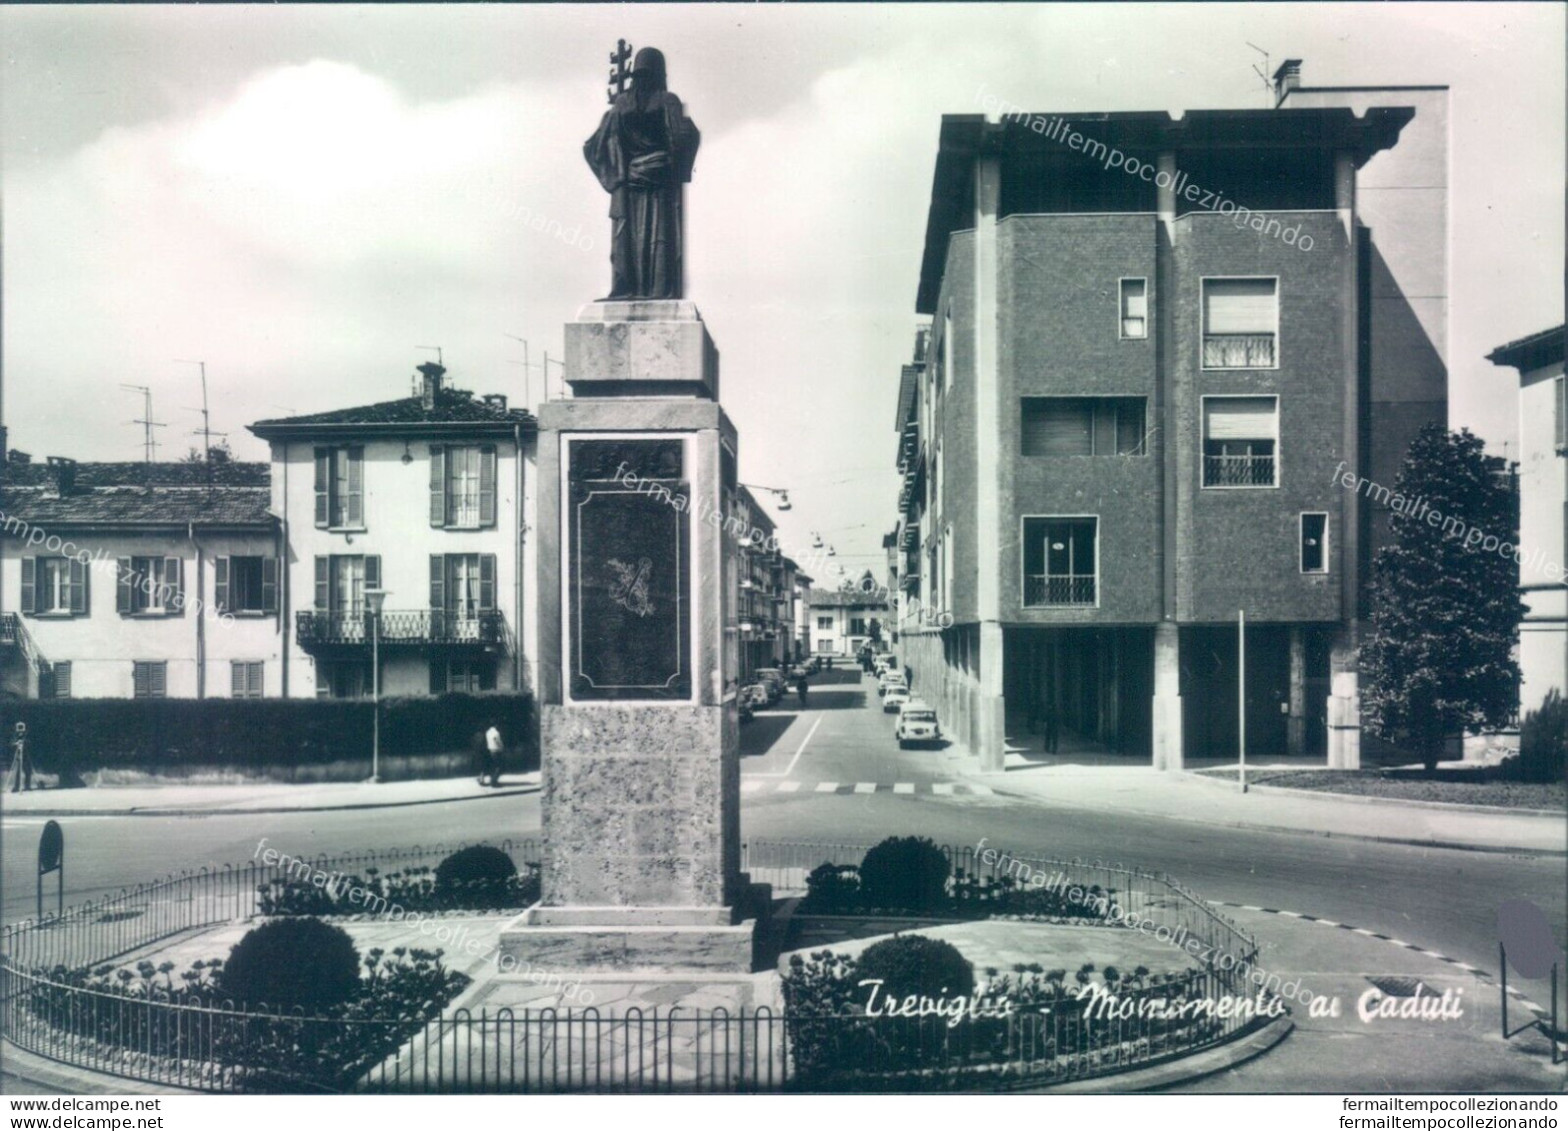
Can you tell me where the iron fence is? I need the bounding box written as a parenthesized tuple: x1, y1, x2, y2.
(3, 837, 1266, 1092)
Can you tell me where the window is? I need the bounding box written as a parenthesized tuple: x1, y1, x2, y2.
(943, 309, 954, 393)
(231, 661, 264, 699)
(430, 553, 497, 638)
(1120, 279, 1148, 339)
(1202, 278, 1277, 368)
(40, 661, 70, 699)
(313, 555, 381, 640)
(133, 661, 167, 699)
(1203, 397, 1279, 487)
(316, 661, 369, 699)
(21, 557, 87, 616)
(313, 446, 364, 529)
(849, 617, 869, 636)
(1300, 513, 1329, 574)
(430, 659, 497, 694)
(430, 445, 497, 529)
(817, 616, 833, 630)
(117, 557, 183, 616)
(1557, 376, 1566, 454)
(216, 556, 277, 615)
(1023, 518, 1098, 607)
(1022, 398, 1147, 457)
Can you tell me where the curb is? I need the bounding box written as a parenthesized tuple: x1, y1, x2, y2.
(1042, 1016, 1294, 1093)
(1183, 771, 1564, 818)
(1, 1039, 199, 1095)
(972, 780, 1566, 857)
(0, 783, 540, 819)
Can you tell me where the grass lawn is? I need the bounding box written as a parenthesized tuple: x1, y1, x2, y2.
(1195, 768, 1565, 811)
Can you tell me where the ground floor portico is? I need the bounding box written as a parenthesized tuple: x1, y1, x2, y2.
(900, 621, 1351, 771)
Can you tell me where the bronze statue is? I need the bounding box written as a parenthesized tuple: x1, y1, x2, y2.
(583, 46, 701, 301)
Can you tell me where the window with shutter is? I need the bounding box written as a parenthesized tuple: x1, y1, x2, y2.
(314, 449, 330, 528)
(52, 661, 71, 699)
(1202, 278, 1277, 368)
(430, 446, 447, 527)
(1022, 399, 1146, 457)
(314, 557, 329, 611)
(20, 558, 35, 615)
(479, 446, 497, 527)
(231, 661, 264, 698)
(133, 661, 167, 699)
(214, 557, 230, 613)
(479, 554, 496, 611)
(1203, 397, 1279, 487)
(262, 557, 278, 614)
(346, 447, 364, 527)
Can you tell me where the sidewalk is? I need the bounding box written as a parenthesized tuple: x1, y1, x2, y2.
(958, 762, 1565, 856)
(0, 773, 540, 818)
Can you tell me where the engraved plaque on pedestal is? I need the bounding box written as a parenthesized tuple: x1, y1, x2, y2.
(567, 438, 692, 701)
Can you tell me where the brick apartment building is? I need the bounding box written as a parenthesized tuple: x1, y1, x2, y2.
(893, 63, 1449, 770)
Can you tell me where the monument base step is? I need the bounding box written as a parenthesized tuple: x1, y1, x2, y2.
(498, 909, 759, 974)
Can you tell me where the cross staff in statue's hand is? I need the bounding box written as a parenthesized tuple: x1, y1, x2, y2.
(607, 39, 634, 104)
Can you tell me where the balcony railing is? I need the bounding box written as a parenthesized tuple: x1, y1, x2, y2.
(1202, 334, 1275, 368)
(295, 609, 504, 649)
(1024, 575, 1097, 608)
(1203, 453, 1277, 487)
(0, 613, 16, 648)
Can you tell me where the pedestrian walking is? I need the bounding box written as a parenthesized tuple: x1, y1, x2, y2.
(796, 675, 809, 707)
(6, 722, 32, 793)
(1042, 706, 1060, 755)
(483, 722, 504, 787)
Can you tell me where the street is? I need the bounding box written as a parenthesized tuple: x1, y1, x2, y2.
(2, 667, 1562, 1088)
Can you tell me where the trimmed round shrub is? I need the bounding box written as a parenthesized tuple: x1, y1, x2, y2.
(218, 917, 360, 1011)
(857, 836, 951, 912)
(857, 934, 974, 1000)
(434, 845, 517, 900)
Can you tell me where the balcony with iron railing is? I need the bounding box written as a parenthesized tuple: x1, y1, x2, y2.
(1202, 453, 1277, 488)
(295, 609, 505, 650)
(1024, 575, 1097, 608)
(1202, 334, 1276, 369)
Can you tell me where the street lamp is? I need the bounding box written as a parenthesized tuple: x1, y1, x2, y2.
(364, 587, 388, 783)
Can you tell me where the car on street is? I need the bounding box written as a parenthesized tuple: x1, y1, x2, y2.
(877, 671, 907, 697)
(895, 699, 941, 748)
(755, 669, 786, 703)
(882, 685, 911, 713)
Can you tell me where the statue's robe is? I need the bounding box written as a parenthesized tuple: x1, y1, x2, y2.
(583, 90, 700, 301)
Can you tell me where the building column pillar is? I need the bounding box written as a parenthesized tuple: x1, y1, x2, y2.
(977, 621, 1006, 772)
(1327, 626, 1361, 769)
(1152, 622, 1183, 771)
(1287, 625, 1307, 757)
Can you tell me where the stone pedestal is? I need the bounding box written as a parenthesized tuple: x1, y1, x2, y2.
(500, 301, 758, 974)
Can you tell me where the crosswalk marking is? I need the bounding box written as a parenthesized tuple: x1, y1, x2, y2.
(739, 779, 993, 797)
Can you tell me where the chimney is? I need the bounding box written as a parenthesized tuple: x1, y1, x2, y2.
(1272, 59, 1302, 107)
(483, 393, 508, 411)
(46, 456, 77, 497)
(417, 361, 445, 411)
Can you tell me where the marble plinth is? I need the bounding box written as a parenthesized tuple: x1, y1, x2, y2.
(564, 300, 719, 399)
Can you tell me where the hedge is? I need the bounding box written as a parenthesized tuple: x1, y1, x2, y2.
(0, 692, 535, 776)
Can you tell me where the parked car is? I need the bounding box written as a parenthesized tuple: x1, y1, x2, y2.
(755, 669, 786, 703)
(741, 683, 770, 711)
(883, 685, 911, 713)
(895, 699, 941, 748)
(877, 671, 907, 697)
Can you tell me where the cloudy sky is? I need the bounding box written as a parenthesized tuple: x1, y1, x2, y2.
(2, 2, 1561, 578)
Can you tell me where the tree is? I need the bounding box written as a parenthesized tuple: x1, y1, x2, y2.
(1359, 425, 1524, 774)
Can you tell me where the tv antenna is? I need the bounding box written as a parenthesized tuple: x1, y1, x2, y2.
(120, 384, 167, 463)
(174, 359, 226, 463)
(1246, 42, 1273, 107)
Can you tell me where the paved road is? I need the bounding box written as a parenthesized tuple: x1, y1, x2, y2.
(1, 666, 1561, 1087)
